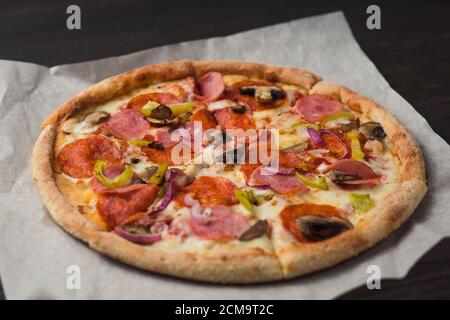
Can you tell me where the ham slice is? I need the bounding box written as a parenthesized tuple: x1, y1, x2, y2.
(327, 159, 381, 185)
(248, 167, 308, 194)
(104, 109, 150, 140)
(189, 205, 249, 240)
(154, 130, 179, 148)
(193, 72, 225, 102)
(293, 94, 342, 122)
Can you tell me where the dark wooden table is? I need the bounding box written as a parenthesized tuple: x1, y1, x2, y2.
(1, 0, 449, 299)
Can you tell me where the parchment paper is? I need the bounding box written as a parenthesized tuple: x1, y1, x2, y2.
(1, 12, 449, 299)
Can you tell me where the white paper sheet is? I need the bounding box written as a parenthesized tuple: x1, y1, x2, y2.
(1, 12, 449, 299)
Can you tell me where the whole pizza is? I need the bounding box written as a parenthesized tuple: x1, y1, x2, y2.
(32, 60, 427, 283)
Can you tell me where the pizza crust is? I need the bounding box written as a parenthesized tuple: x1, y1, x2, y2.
(32, 60, 427, 283)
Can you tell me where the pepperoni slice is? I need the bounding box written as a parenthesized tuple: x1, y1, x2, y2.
(293, 94, 343, 122)
(127, 92, 183, 111)
(183, 176, 238, 206)
(141, 133, 192, 165)
(327, 159, 379, 180)
(193, 72, 225, 103)
(189, 205, 249, 240)
(97, 183, 159, 230)
(142, 146, 176, 165)
(278, 150, 302, 169)
(104, 109, 150, 140)
(280, 203, 343, 242)
(239, 150, 300, 182)
(248, 167, 307, 194)
(186, 107, 218, 132)
(321, 131, 348, 159)
(214, 107, 255, 130)
(240, 164, 261, 181)
(57, 135, 122, 178)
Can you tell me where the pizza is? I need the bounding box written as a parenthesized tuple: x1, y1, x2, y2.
(32, 60, 427, 283)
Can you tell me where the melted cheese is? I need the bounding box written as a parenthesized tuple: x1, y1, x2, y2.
(54, 74, 402, 256)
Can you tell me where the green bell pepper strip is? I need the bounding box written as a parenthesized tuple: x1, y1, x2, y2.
(140, 101, 193, 117)
(299, 122, 320, 131)
(140, 101, 160, 116)
(150, 162, 168, 185)
(158, 183, 168, 198)
(129, 139, 151, 147)
(295, 173, 328, 190)
(235, 189, 253, 212)
(297, 162, 315, 171)
(168, 102, 194, 115)
(93, 160, 134, 188)
(319, 111, 354, 127)
(349, 193, 375, 214)
(347, 130, 365, 160)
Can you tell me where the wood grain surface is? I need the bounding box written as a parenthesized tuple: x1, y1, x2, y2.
(0, 0, 448, 299)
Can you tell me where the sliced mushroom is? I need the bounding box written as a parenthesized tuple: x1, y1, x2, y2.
(328, 170, 361, 184)
(147, 141, 164, 151)
(270, 88, 286, 100)
(239, 86, 285, 103)
(150, 104, 174, 120)
(145, 116, 179, 127)
(254, 87, 273, 103)
(239, 220, 269, 241)
(84, 111, 110, 126)
(145, 104, 181, 127)
(359, 122, 386, 140)
(239, 86, 256, 96)
(340, 118, 360, 132)
(138, 166, 158, 183)
(231, 105, 246, 114)
(295, 215, 353, 241)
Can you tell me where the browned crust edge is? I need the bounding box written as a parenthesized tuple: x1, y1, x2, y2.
(32, 60, 426, 283)
(275, 81, 427, 278)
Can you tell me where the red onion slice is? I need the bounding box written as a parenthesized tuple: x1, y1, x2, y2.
(165, 168, 193, 191)
(184, 193, 198, 207)
(190, 203, 213, 225)
(184, 194, 213, 224)
(307, 127, 324, 145)
(252, 184, 270, 190)
(114, 226, 162, 245)
(152, 178, 175, 215)
(151, 168, 194, 216)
